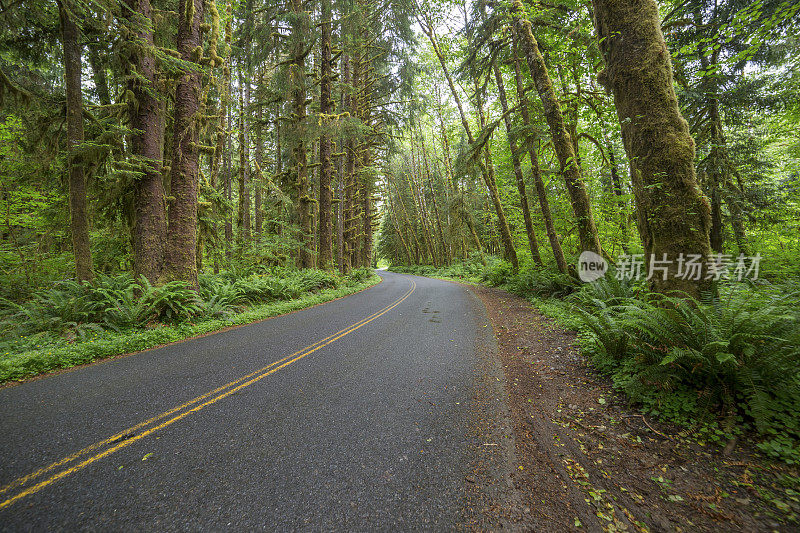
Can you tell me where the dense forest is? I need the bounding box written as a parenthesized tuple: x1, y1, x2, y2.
(1, 0, 800, 462)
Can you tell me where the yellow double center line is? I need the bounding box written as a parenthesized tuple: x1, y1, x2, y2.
(0, 278, 416, 511)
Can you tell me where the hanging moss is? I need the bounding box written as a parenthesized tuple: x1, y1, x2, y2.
(0, 67, 33, 107)
(185, 0, 195, 27)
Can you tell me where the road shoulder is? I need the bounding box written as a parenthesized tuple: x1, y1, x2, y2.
(470, 284, 795, 532)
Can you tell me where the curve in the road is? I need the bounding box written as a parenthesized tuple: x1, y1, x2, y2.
(0, 278, 417, 511)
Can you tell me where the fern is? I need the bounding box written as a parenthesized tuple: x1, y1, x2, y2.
(574, 283, 800, 460)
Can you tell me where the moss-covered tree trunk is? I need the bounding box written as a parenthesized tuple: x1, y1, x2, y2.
(254, 88, 263, 238)
(123, 0, 167, 284)
(388, 174, 423, 265)
(592, 0, 713, 297)
(341, 53, 354, 274)
(511, 0, 601, 256)
(237, 69, 251, 244)
(317, 0, 334, 270)
(511, 40, 568, 273)
(361, 152, 373, 268)
(419, 133, 449, 265)
(408, 145, 437, 266)
(222, 2, 233, 252)
(166, 0, 203, 285)
(385, 181, 412, 264)
(493, 61, 542, 265)
(290, 0, 313, 269)
(58, 0, 93, 282)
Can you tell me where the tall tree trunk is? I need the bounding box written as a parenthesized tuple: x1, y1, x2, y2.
(290, 0, 312, 268)
(317, 0, 334, 270)
(608, 146, 629, 253)
(254, 95, 263, 237)
(361, 155, 373, 268)
(223, 2, 233, 252)
(166, 0, 203, 285)
(419, 131, 449, 265)
(384, 182, 412, 264)
(408, 145, 437, 266)
(58, 0, 93, 281)
(237, 69, 251, 244)
(511, 0, 602, 256)
(274, 101, 283, 236)
(341, 53, 354, 273)
(707, 171, 724, 253)
(336, 136, 345, 270)
(592, 0, 713, 297)
(511, 40, 568, 273)
(706, 84, 749, 255)
(493, 61, 542, 265)
(388, 174, 423, 265)
(124, 0, 167, 283)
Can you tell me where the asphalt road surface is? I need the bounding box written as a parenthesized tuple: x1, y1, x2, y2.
(0, 271, 499, 531)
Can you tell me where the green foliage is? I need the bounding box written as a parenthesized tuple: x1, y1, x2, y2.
(347, 267, 373, 283)
(0, 274, 205, 340)
(571, 282, 800, 463)
(502, 265, 580, 298)
(0, 271, 381, 383)
(390, 255, 580, 298)
(1, 267, 358, 356)
(481, 259, 515, 286)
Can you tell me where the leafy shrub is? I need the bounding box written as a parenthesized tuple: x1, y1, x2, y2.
(1, 274, 205, 340)
(569, 274, 641, 307)
(1, 279, 103, 340)
(232, 276, 288, 303)
(104, 276, 203, 326)
(197, 277, 246, 318)
(505, 266, 579, 298)
(481, 259, 515, 286)
(347, 267, 372, 283)
(573, 286, 800, 462)
(291, 269, 341, 293)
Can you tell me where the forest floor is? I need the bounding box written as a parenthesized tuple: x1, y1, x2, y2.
(468, 284, 799, 532)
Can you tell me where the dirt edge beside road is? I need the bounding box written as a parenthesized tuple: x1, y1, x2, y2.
(469, 284, 796, 532)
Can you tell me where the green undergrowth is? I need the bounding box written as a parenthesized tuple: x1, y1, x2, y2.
(0, 268, 378, 384)
(390, 256, 800, 464)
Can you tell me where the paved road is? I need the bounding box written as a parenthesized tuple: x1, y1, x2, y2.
(0, 271, 497, 531)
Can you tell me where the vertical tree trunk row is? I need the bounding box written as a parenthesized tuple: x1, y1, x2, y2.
(317, 0, 334, 270)
(511, 0, 602, 256)
(492, 61, 542, 265)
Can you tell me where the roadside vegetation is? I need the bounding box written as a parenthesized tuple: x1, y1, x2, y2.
(0, 267, 376, 384)
(391, 257, 800, 465)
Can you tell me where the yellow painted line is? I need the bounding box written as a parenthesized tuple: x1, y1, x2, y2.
(0, 279, 415, 511)
(0, 282, 404, 498)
